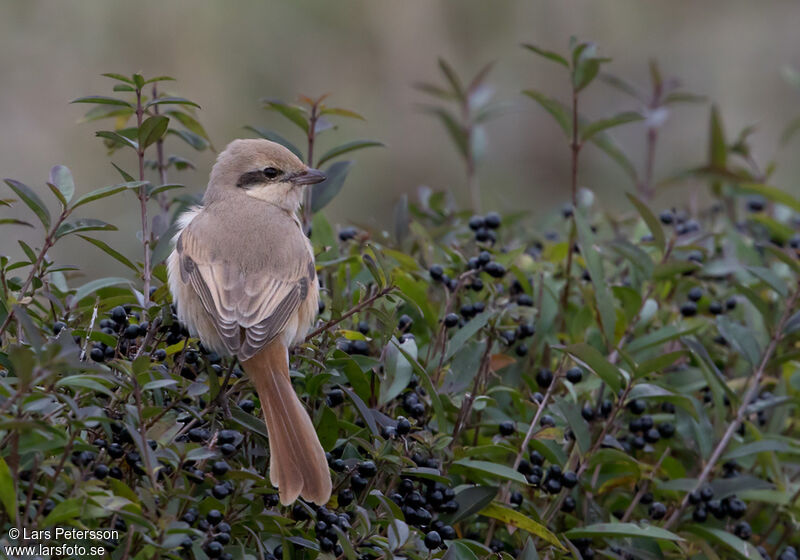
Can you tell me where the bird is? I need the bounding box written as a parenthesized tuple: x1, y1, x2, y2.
(167, 138, 332, 505)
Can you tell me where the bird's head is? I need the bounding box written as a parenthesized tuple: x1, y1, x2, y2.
(204, 139, 326, 210)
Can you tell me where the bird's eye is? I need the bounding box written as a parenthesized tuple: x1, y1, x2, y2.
(262, 167, 282, 179)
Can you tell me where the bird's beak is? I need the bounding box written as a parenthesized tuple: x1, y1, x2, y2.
(291, 167, 327, 186)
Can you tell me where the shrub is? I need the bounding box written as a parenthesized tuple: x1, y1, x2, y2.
(0, 39, 799, 559)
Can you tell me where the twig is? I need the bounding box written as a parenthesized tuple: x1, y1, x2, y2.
(80, 297, 100, 361)
(304, 285, 395, 342)
(621, 447, 671, 522)
(0, 208, 70, 338)
(134, 85, 152, 310)
(663, 281, 800, 530)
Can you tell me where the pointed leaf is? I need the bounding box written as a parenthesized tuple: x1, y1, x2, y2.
(144, 96, 200, 109)
(479, 503, 565, 551)
(316, 140, 384, 167)
(563, 343, 623, 393)
(320, 107, 365, 120)
(167, 129, 207, 151)
(71, 184, 127, 209)
(684, 526, 762, 560)
(167, 110, 211, 142)
(0, 457, 16, 522)
(565, 522, 683, 542)
(244, 126, 303, 159)
(56, 219, 117, 239)
(71, 95, 133, 107)
(626, 193, 665, 253)
(263, 100, 309, 133)
(522, 90, 571, 136)
(72, 277, 132, 303)
(451, 459, 527, 485)
(589, 130, 638, 181)
(101, 73, 135, 84)
(3, 179, 50, 229)
(310, 160, 352, 212)
(522, 44, 569, 67)
(0, 219, 33, 228)
(575, 209, 616, 345)
(96, 130, 138, 150)
(138, 115, 169, 149)
(78, 236, 138, 272)
(49, 165, 75, 203)
(581, 111, 643, 142)
(438, 58, 465, 100)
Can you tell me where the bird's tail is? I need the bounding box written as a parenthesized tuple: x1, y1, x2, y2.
(242, 340, 331, 505)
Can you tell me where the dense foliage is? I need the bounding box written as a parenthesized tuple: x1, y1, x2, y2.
(1, 39, 800, 560)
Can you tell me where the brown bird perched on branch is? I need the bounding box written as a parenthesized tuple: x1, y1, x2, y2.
(167, 139, 331, 505)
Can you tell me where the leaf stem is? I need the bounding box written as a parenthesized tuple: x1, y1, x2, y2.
(135, 86, 152, 310)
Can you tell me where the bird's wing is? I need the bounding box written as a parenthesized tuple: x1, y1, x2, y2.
(176, 212, 314, 361)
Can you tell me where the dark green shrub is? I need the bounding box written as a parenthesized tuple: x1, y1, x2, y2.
(0, 39, 799, 559)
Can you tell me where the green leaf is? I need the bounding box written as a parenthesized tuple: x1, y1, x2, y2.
(55, 219, 117, 239)
(480, 503, 565, 551)
(575, 209, 616, 345)
(780, 115, 800, 146)
(138, 115, 169, 149)
(395, 344, 447, 432)
(581, 111, 643, 142)
(71, 95, 133, 107)
(101, 73, 135, 85)
(626, 193, 666, 253)
(316, 140, 384, 167)
(0, 457, 16, 522)
(380, 336, 415, 405)
(747, 266, 789, 297)
(78, 235, 138, 272)
(709, 104, 727, 169)
(142, 379, 178, 391)
(438, 58, 465, 100)
(565, 522, 683, 542)
(310, 160, 352, 213)
(96, 130, 138, 150)
(263, 99, 309, 133)
(563, 343, 623, 394)
(144, 96, 200, 109)
(0, 218, 33, 228)
(627, 383, 697, 418)
(522, 90, 571, 136)
(244, 126, 303, 159)
(71, 184, 127, 209)
(167, 110, 212, 142)
(554, 397, 591, 454)
(521, 43, 569, 67)
(442, 485, 498, 525)
(320, 107, 366, 120)
(41, 497, 83, 526)
(684, 526, 762, 560)
(424, 107, 469, 158)
(443, 541, 482, 560)
(72, 277, 132, 303)
(167, 129, 208, 151)
(716, 316, 762, 366)
(49, 165, 75, 203)
(451, 459, 527, 485)
(723, 438, 800, 460)
(3, 179, 51, 229)
(445, 310, 493, 361)
(589, 130, 638, 181)
(143, 75, 176, 85)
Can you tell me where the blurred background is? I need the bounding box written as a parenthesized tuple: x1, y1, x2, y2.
(1, 1, 799, 280)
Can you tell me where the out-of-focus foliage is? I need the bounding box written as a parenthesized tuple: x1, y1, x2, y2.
(1, 40, 800, 560)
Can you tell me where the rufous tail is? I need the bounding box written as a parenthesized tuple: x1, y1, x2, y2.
(242, 340, 331, 505)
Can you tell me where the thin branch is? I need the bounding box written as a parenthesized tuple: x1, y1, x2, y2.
(663, 281, 800, 530)
(304, 285, 395, 342)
